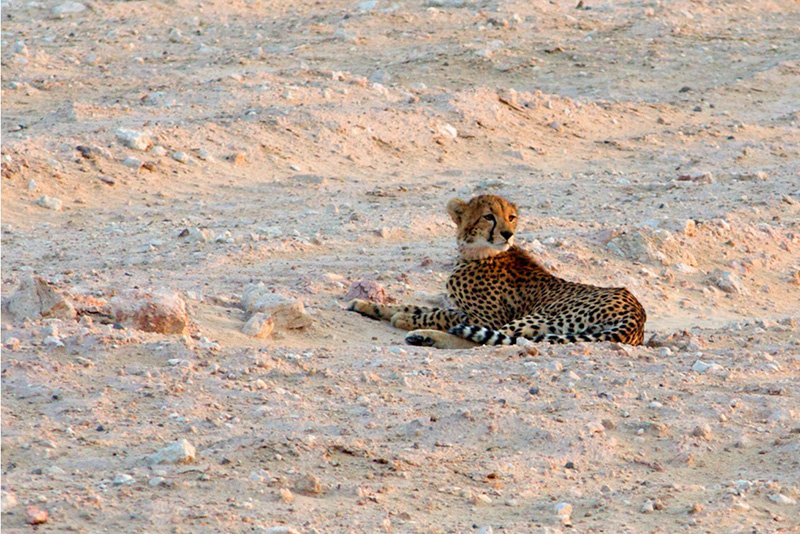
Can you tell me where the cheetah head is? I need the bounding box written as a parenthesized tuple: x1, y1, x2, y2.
(447, 194, 518, 260)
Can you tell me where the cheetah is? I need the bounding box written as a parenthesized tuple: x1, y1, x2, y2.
(348, 194, 646, 349)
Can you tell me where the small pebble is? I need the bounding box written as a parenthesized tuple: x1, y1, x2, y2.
(279, 488, 295, 504)
(122, 157, 142, 169)
(115, 128, 152, 151)
(36, 196, 63, 211)
(113, 473, 135, 486)
(691, 423, 713, 440)
(295, 473, 322, 495)
(171, 151, 189, 163)
(26, 505, 49, 525)
(769, 493, 797, 505)
(52, 1, 86, 16)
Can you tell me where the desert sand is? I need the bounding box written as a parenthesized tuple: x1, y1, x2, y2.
(2, 0, 799, 532)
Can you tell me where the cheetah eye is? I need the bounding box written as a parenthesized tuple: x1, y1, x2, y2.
(483, 214, 495, 222)
(508, 214, 517, 221)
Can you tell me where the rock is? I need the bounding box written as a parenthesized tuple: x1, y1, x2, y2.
(607, 229, 695, 266)
(5, 274, 76, 320)
(4, 337, 21, 350)
(110, 289, 189, 334)
(122, 156, 142, 169)
(691, 423, 713, 440)
(171, 151, 189, 163)
(13, 41, 29, 56)
(708, 270, 745, 294)
(28, 179, 38, 191)
(292, 174, 327, 186)
(647, 331, 699, 350)
(242, 313, 274, 339)
(768, 493, 797, 505)
(44, 335, 64, 348)
(168, 28, 184, 43)
(36, 195, 63, 211)
(640, 499, 655, 513)
(691, 359, 724, 375)
(115, 128, 152, 151)
(426, 0, 466, 6)
(151, 145, 168, 157)
(345, 280, 389, 304)
(52, 1, 86, 16)
(1, 490, 18, 512)
(196, 149, 214, 161)
(438, 123, 458, 140)
(148, 477, 166, 487)
(295, 473, 323, 495)
(180, 227, 214, 242)
(278, 488, 295, 504)
(241, 284, 312, 329)
(229, 152, 247, 166)
(261, 528, 300, 534)
(148, 439, 196, 465)
(734, 171, 768, 181)
(26, 505, 48, 525)
(554, 502, 573, 525)
(113, 473, 136, 486)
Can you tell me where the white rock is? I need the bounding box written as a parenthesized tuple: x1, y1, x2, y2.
(260, 528, 300, 534)
(171, 151, 189, 163)
(242, 313, 274, 339)
(43, 336, 64, 348)
(147, 439, 196, 465)
(241, 284, 312, 329)
(768, 493, 797, 505)
(36, 196, 62, 211)
(27, 179, 38, 192)
(148, 477, 166, 487)
(640, 499, 655, 513)
(168, 28, 184, 43)
(52, 1, 86, 16)
(113, 473, 136, 486)
(151, 145, 168, 157)
(115, 128, 152, 151)
(5, 274, 76, 320)
(184, 227, 214, 243)
(13, 41, 29, 56)
(196, 149, 214, 161)
(1, 490, 18, 512)
(122, 156, 142, 169)
(554, 502, 573, 517)
(438, 123, 458, 140)
(708, 270, 745, 294)
(692, 359, 724, 374)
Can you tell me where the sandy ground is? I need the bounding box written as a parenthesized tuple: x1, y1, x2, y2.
(2, 0, 800, 532)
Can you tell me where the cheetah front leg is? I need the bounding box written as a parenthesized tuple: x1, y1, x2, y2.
(348, 300, 467, 331)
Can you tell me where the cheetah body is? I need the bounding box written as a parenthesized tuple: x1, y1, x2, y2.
(349, 194, 647, 348)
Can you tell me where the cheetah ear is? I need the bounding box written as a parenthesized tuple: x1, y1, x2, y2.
(447, 198, 467, 225)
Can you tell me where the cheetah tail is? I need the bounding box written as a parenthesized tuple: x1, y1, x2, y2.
(447, 325, 517, 346)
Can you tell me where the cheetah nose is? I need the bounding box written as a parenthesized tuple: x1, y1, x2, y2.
(500, 230, 513, 241)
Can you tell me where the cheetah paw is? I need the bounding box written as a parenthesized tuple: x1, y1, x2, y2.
(405, 332, 435, 346)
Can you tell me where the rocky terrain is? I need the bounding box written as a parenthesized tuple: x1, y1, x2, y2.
(2, 0, 799, 532)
